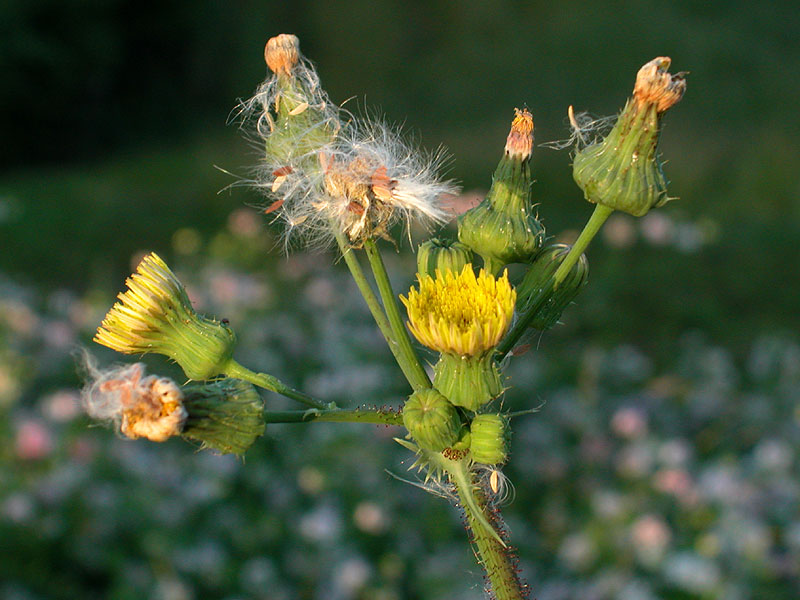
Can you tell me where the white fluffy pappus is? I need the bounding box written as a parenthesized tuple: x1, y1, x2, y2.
(80, 353, 187, 442)
(541, 105, 616, 152)
(232, 46, 458, 251)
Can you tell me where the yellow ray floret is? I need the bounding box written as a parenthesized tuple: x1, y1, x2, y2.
(94, 252, 236, 380)
(402, 266, 516, 357)
(94, 252, 191, 354)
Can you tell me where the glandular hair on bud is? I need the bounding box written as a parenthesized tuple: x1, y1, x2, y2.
(416, 238, 474, 279)
(470, 413, 508, 465)
(402, 389, 462, 453)
(516, 243, 589, 330)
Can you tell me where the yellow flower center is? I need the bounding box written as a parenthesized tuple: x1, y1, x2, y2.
(402, 266, 516, 357)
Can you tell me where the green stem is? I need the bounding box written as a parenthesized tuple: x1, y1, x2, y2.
(334, 231, 422, 390)
(496, 203, 613, 358)
(363, 239, 431, 391)
(552, 204, 613, 286)
(483, 255, 505, 277)
(448, 460, 528, 600)
(224, 360, 333, 411)
(264, 407, 403, 426)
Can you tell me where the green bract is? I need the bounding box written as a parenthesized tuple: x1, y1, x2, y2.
(182, 379, 265, 455)
(416, 238, 474, 279)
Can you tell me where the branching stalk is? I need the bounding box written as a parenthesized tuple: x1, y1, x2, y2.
(224, 360, 333, 411)
(363, 239, 431, 391)
(497, 203, 613, 358)
(334, 230, 425, 390)
(264, 407, 403, 426)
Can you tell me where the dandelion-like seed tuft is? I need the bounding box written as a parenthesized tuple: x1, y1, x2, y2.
(234, 34, 457, 251)
(81, 359, 186, 442)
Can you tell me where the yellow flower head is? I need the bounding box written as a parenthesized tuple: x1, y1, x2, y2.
(402, 266, 516, 357)
(94, 253, 236, 380)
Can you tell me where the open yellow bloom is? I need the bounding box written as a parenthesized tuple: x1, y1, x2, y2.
(402, 266, 515, 358)
(402, 266, 515, 410)
(95, 253, 236, 380)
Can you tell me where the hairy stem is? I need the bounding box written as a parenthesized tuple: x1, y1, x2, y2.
(449, 460, 528, 600)
(224, 360, 333, 411)
(363, 239, 431, 391)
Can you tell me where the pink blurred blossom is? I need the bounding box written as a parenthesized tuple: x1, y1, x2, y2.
(611, 407, 648, 439)
(15, 420, 53, 461)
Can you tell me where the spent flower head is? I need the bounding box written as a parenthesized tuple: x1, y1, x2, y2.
(236, 34, 457, 250)
(81, 360, 186, 442)
(459, 108, 544, 272)
(572, 57, 687, 217)
(94, 252, 236, 380)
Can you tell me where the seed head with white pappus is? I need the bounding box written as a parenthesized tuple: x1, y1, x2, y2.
(236, 34, 457, 250)
(81, 360, 186, 443)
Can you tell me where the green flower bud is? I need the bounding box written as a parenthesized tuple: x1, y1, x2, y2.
(470, 413, 508, 465)
(94, 253, 237, 381)
(516, 243, 589, 330)
(573, 57, 686, 217)
(416, 238, 474, 279)
(433, 353, 503, 412)
(182, 378, 265, 456)
(458, 109, 545, 272)
(402, 389, 462, 452)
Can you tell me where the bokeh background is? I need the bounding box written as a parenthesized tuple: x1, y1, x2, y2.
(2, 1, 799, 599)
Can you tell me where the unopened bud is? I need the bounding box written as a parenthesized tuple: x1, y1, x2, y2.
(459, 109, 545, 272)
(573, 57, 686, 217)
(516, 243, 589, 330)
(182, 379, 265, 455)
(470, 413, 508, 465)
(416, 238, 474, 279)
(402, 389, 462, 453)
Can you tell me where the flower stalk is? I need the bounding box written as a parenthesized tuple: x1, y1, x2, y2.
(223, 360, 334, 411)
(363, 238, 431, 391)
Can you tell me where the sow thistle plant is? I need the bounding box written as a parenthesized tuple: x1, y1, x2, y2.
(84, 33, 686, 599)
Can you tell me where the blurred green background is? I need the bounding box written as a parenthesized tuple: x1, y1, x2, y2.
(1, 1, 799, 599)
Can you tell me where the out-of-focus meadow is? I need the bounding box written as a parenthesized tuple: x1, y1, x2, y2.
(1, 2, 799, 599)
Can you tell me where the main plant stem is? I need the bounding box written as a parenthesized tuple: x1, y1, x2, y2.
(363, 239, 431, 391)
(448, 460, 528, 600)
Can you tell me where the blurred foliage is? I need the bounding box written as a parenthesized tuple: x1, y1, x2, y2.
(1, 1, 799, 599)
